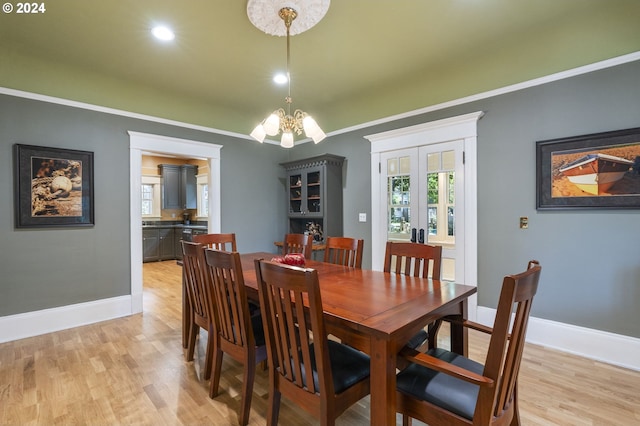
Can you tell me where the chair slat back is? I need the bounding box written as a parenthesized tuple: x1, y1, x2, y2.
(383, 241, 442, 279)
(282, 233, 313, 259)
(478, 260, 541, 422)
(204, 249, 254, 349)
(254, 259, 333, 396)
(193, 233, 237, 252)
(323, 237, 364, 268)
(181, 241, 211, 325)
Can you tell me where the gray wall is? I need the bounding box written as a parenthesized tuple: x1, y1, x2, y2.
(0, 95, 287, 316)
(290, 60, 640, 339)
(1, 59, 638, 338)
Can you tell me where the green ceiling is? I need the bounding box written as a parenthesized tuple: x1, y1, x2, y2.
(2, 0, 640, 140)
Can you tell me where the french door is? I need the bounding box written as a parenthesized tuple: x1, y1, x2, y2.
(367, 112, 482, 320)
(380, 140, 464, 281)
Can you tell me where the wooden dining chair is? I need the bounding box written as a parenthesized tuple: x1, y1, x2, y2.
(282, 233, 313, 259)
(323, 236, 364, 268)
(384, 241, 442, 278)
(254, 259, 371, 426)
(384, 241, 443, 351)
(193, 232, 237, 251)
(396, 260, 542, 426)
(194, 232, 262, 316)
(203, 249, 266, 426)
(181, 241, 215, 380)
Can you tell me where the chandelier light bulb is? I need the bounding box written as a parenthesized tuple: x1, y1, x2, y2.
(250, 124, 267, 142)
(311, 128, 327, 144)
(281, 131, 294, 148)
(303, 115, 326, 143)
(263, 113, 280, 136)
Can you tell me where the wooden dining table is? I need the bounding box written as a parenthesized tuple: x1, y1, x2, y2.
(231, 252, 477, 426)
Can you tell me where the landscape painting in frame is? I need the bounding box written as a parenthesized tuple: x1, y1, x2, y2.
(536, 127, 640, 209)
(14, 144, 94, 227)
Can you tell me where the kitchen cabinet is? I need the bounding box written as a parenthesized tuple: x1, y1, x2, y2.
(158, 227, 175, 260)
(159, 164, 198, 209)
(143, 227, 175, 262)
(143, 229, 160, 262)
(280, 154, 345, 240)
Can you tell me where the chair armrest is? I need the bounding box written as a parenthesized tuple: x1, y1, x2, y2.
(399, 347, 495, 388)
(444, 316, 494, 335)
(461, 320, 493, 335)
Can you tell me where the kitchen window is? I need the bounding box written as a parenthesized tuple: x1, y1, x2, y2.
(141, 175, 161, 218)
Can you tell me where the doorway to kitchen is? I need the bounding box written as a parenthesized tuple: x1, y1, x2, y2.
(129, 131, 222, 314)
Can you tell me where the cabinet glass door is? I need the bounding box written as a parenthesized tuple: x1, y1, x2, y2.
(288, 173, 303, 214)
(287, 168, 323, 217)
(305, 170, 322, 216)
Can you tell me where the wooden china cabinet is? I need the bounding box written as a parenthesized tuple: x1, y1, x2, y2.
(280, 154, 345, 241)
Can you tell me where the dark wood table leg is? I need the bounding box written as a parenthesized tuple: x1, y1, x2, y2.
(449, 300, 469, 356)
(369, 336, 397, 426)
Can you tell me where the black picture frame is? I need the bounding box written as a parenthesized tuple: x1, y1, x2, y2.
(536, 127, 640, 210)
(14, 144, 94, 228)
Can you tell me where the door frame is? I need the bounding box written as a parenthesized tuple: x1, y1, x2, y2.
(365, 111, 483, 320)
(129, 131, 222, 314)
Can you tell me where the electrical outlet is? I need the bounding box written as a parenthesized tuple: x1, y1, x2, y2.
(358, 213, 367, 222)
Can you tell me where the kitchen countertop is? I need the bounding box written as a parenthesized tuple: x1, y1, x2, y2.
(142, 221, 208, 230)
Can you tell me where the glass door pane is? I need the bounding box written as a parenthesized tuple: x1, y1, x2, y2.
(419, 143, 464, 282)
(382, 150, 417, 242)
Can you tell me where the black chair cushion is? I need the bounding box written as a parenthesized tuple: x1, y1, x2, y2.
(248, 300, 261, 316)
(396, 347, 483, 420)
(250, 313, 266, 347)
(295, 341, 370, 394)
(405, 329, 428, 350)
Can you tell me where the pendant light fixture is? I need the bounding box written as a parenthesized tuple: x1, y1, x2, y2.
(248, 1, 329, 148)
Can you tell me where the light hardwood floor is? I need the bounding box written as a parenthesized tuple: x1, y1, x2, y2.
(1, 260, 638, 425)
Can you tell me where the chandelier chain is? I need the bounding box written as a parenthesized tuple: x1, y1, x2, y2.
(249, 4, 326, 147)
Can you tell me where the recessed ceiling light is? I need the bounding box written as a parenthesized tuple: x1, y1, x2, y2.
(152, 25, 175, 41)
(273, 73, 288, 85)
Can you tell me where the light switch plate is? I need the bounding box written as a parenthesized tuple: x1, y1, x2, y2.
(520, 217, 528, 229)
(359, 213, 367, 222)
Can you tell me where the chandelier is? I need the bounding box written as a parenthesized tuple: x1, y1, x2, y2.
(248, 1, 328, 148)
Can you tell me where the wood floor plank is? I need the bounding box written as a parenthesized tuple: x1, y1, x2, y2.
(0, 260, 638, 425)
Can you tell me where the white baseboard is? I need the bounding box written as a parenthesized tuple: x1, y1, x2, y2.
(2, 301, 638, 372)
(0, 296, 134, 343)
(477, 307, 640, 372)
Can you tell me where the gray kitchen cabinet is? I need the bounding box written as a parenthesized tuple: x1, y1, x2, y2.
(159, 164, 198, 209)
(158, 227, 175, 260)
(143, 228, 159, 262)
(181, 165, 198, 210)
(280, 154, 345, 240)
(143, 227, 175, 262)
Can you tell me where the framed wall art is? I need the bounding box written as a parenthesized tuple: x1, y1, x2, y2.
(14, 144, 94, 228)
(536, 127, 640, 210)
